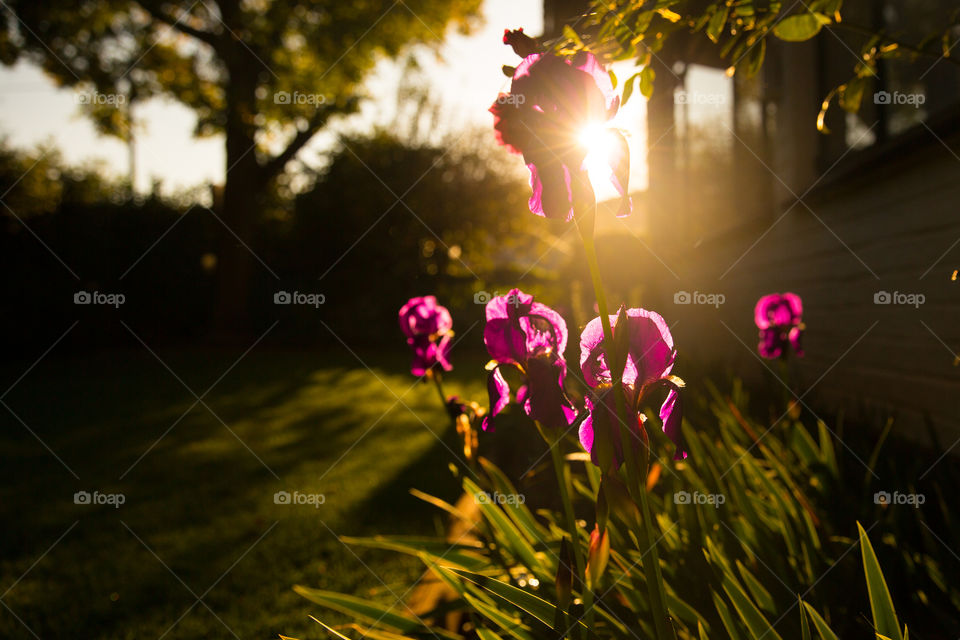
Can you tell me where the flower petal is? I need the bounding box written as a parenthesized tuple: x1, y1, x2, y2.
(527, 158, 574, 221)
(482, 366, 512, 432)
(579, 316, 609, 387)
(660, 389, 686, 460)
(523, 356, 576, 430)
(580, 308, 674, 388)
(758, 328, 784, 359)
(789, 326, 804, 357)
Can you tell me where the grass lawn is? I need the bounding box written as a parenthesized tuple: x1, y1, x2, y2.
(0, 345, 485, 639)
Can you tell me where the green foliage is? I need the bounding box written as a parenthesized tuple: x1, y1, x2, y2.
(295, 379, 959, 640)
(551, 0, 960, 133)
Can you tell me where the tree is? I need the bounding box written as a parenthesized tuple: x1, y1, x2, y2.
(0, 0, 480, 335)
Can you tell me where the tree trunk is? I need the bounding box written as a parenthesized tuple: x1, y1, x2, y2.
(212, 49, 264, 341)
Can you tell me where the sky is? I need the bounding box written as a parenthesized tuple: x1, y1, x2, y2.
(0, 0, 728, 202)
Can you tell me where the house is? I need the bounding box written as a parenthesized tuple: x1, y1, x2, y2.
(545, 0, 960, 446)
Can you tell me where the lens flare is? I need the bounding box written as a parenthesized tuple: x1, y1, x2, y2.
(578, 123, 616, 189)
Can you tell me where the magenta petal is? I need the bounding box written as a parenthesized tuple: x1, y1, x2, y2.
(483, 366, 511, 432)
(523, 356, 576, 430)
(526, 163, 547, 219)
(580, 308, 674, 388)
(623, 308, 674, 387)
(486, 289, 567, 363)
(579, 316, 609, 387)
(783, 292, 803, 319)
(754, 294, 778, 330)
(579, 411, 595, 461)
(789, 326, 804, 357)
(581, 390, 632, 469)
(758, 328, 783, 359)
(399, 295, 452, 338)
(571, 51, 617, 113)
(660, 389, 686, 460)
(523, 301, 568, 355)
(435, 333, 453, 371)
(529, 157, 574, 221)
(755, 292, 803, 330)
(483, 292, 530, 364)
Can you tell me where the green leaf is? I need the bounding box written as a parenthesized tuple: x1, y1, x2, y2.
(294, 587, 462, 640)
(772, 13, 826, 42)
(309, 616, 353, 640)
(621, 72, 640, 106)
(475, 628, 503, 640)
(698, 621, 709, 640)
(463, 478, 552, 581)
(340, 535, 489, 572)
(451, 569, 588, 634)
(743, 38, 766, 77)
(563, 25, 583, 48)
(799, 597, 811, 640)
(464, 593, 535, 640)
(721, 579, 784, 640)
(707, 6, 730, 43)
(816, 420, 838, 477)
(639, 66, 656, 99)
(479, 458, 546, 547)
(839, 79, 868, 113)
(712, 592, 744, 640)
(801, 601, 839, 640)
(736, 560, 776, 613)
(858, 522, 902, 640)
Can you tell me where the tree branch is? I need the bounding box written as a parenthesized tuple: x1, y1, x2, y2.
(138, 2, 220, 49)
(262, 98, 360, 179)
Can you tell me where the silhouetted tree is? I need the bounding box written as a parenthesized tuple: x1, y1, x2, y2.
(0, 0, 481, 335)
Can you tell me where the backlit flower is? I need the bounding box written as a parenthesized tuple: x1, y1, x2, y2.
(754, 293, 804, 359)
(579, 308, 685, 468)
(482, 288, 576, 431)
(399, 296, 453, 376)
(490, 29, 630, 221)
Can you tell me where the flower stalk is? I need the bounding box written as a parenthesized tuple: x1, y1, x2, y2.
(575, 202, 673, 640)
(540, 422, 593, 638)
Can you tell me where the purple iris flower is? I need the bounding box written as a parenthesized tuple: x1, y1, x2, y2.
(398, 296, 453, 376)
(482, 288, 576, 431)
(579, 308, 685, 468)
(754, 293, 804, 359)
(489, 29, 630, 221)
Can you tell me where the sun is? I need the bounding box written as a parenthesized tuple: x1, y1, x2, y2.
(578, 122, 617, 187)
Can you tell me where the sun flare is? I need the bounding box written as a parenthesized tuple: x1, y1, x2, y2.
(579, 122, 616, 187)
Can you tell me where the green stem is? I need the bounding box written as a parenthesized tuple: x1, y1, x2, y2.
(544, 426, 592, 638)
(576, 213, 672, 640)
(429, 370, 448, 407)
